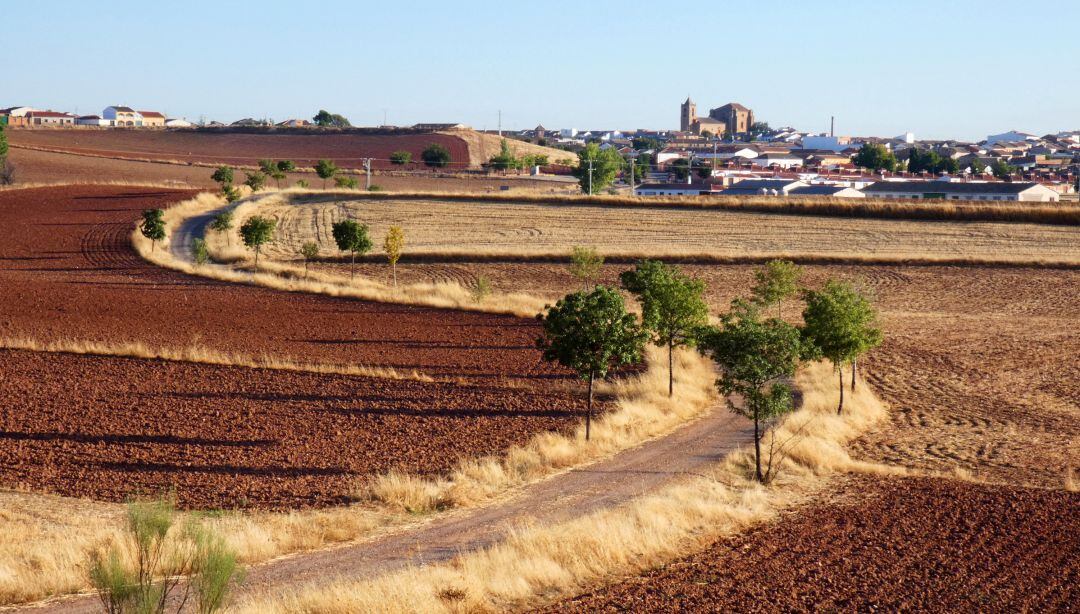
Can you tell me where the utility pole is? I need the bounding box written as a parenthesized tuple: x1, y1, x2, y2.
(364, 158, 372, 190)
(588, 158, 594, 195)
(628, 155, 635, 196)
(383, 109, 388, 127)
(497, 110, 502, 137)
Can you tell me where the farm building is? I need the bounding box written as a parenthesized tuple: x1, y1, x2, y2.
(717, 178, 807, 196)
(165, 118, 192, 128)
(139, 111, 166, 128)
(75, 115, 112, 126)
(635, 182, 709, 196)
(25, 111, 76, 126)
(789, 185, 865, 198)
(0, 106, 35, 127)
(861, 180, 1059, 202)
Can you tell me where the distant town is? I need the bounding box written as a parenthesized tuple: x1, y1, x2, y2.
(2, 98, 1077, 202)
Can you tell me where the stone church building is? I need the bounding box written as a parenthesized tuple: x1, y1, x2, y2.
(680, 97, 754, 137)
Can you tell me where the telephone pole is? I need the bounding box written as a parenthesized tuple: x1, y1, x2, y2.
(588, 158, 594, 195)
(628, 155, 636, 196)
(497, 110, 502, 137)
(364, 158, 372, 190)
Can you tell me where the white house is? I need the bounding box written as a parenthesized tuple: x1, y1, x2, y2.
(26, 111, 76, 126)
(801, 135, 854, 152)
(750, 153, 803, 169)
(635, 182, 708, 196)
(861, 180, 1059, 202)
(103, 106, 143, 126)
(76, 115, 113, 126)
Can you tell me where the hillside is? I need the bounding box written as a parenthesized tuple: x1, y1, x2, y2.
(446, 129, 578, 167)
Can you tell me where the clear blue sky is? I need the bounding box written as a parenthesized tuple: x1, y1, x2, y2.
(8, 0, 1078, 140)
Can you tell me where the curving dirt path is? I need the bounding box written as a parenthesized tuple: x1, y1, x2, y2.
(24, 407, 752, 613)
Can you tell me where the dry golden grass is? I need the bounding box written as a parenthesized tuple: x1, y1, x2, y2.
(447, 130, 578, 167)
(237, 361, 892, 614)
(0, 337, 433, 382)
(250, 192, 1080, 267)
(360, 346, 716, 513)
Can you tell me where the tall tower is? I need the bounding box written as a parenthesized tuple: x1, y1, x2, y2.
(680, 96, 696, 132)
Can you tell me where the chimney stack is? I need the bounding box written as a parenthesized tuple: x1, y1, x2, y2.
(830, 116, 835, 138)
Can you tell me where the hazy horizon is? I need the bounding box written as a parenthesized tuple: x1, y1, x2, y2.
(8, 0, 1079, 141)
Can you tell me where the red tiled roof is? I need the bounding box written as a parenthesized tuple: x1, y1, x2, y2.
(139, 111, 165, 118)
(27, 111, 75, 118)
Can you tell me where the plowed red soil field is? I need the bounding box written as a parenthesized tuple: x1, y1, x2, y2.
(9, 129, 470, 171)
(0, 185, 589, 508)
(544, 476, 1080, 613)
(0, 349, 587, 509)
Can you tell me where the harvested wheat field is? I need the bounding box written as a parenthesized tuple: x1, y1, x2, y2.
(256, 194, 1080, 264)
(544, 475, 1080, 613)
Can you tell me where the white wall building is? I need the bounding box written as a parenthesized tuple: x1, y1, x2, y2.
(801, 135, 854, 152)
(986, 130, 1038, 145)
(75, 115, 113, 126)
(862, 180, 1059, 202)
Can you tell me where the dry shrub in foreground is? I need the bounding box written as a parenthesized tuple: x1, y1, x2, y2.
(237, 361, 893, 614)
(361, 346, 715, 513)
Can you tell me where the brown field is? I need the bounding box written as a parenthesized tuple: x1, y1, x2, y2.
(4, 146, 571, 192)
(255, 194, 1080, 264)
(6, 127, 573, 171)
(545, 475, 1080, 613)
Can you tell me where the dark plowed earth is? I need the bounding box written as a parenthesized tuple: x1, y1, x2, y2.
(543, 476, 1080, 613)
(0, 186, 567, 382)
(0, 349, 587, 509)
(0, 185, 585, 508)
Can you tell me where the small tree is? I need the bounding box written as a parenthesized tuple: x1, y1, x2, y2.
(88, 498, 241, 614)
(0, 124, 8, 160)
(801, 279, 884, 414)
(853, 143, 898, 172)
(536, 287, 647, 440)
(697, 300, 803, 483)
(276, 160, 296, 173)
(299, 241, 319, 278)
(331, 219, 372, 278)
(568, 246, 604, 290)
(257, 159, 276, 176)
(620, 260, 709, 397)
(239, 216, 276, 270)
(223, 185, 242, 204)
(314, 159, 339, 188)
(140, 209, 166, 252)
(751, 259, 801, 319)
(471, 275, 493, 303)
(383, 225, 405, 287)
(210, 166, 234, 190)
(991, 158, 1015, 180)
(390, 151, 413, 165)
(573, 143, 624, 194)
(193, 238, 209, 267)
(334, 175, 359, 189)
(243, 171, 267, 191)
(670, 158, 691, 181)
(421, 144, 452, 169)
(489, 139, 520, 171)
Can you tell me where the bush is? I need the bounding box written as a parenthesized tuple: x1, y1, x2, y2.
(471, 275, 493, 303)
(422, 144, 452, 168)
(390, 151, 412, 165)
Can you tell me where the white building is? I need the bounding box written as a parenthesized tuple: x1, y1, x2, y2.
(165, 118, 193, 128)
(76, 115, 113, 126)
(750, 152, 803, 169)
(801, 135, 854, 152)
(986, 130, 1038, 145)
(718, 178, 808, 196)
(789, 185, 865, 198)
(861, 180, 1059, 202)
(635, 182, 708, 196)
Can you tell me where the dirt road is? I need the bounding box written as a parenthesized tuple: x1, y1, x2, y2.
(24, 408, 752, 612)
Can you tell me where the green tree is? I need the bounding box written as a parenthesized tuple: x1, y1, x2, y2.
(573, 143, 624, 194)
(223, 185, 242, 204)
(749, 121, 771, 137)
(193, 238, 209, 267)
(312, 109, 351, 127)
(853, 143, 898, 172)
(243, 171, 267, 191)
(471, 275, 493, 303)
(536, 286, 648, 440)
(631, 136, 661, 151)
(697, 300, 803, 484)
(801, 279, 884, 414)
(383, 225, 405, 287)
(0, 124, 8, 159)
(751, 259, 801, 319)
(88, 498, 241, 614)
(331, 219, 372, 278)
(489, 139, 521, 171)
(140, 209, 166, 252)
(389, 151, 413, 165)
(568, 246, 604, 290)
(991, 158, 1015, 180)
(421, 144, 452, 168)
(209, 212, 234, 245)
(670, 158, 690, 181)
(258, 159, 276, 176)
(239, 216, 276, 270)
(970, 158, 987, 175)
(696, 163, 713, 180)
(314, 159, 339, 188)
(276, 160, 296, 173)
(620, 260, 709, 397)
(631, 153, 651, 182)
(210, 165, 233, 188)
(299, 241, 319, 279)
(334, 175, 359, 189)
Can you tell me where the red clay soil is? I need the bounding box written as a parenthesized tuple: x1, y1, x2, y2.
(545, 476, 1080, 613)
(0, 348, 589, 510)
(8, 129, 471, 171)
(0, 185, 566, 382)
(0, 185, 592, 508)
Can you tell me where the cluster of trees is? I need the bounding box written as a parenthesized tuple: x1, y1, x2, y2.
(853, 143, 1019, 179)
(906, 148, 959, 175)
(853, 143, 898, 172)
(573, 143, 624, 194)
(312, 109, 351, 128)
(488, 139, 549, 171)
(0, 124, 12, 185)
(537, 257, 882, 484)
